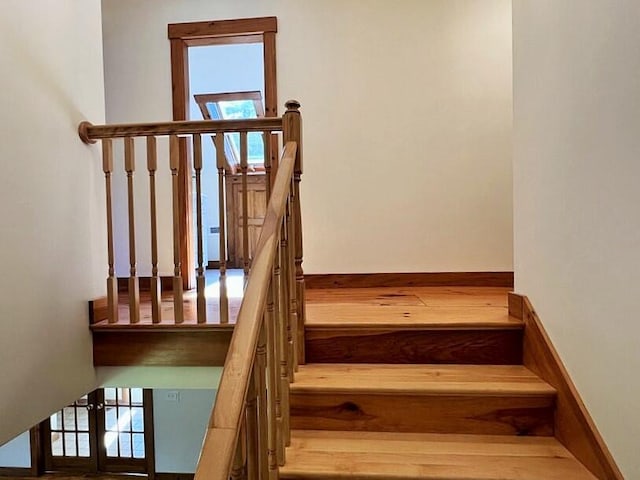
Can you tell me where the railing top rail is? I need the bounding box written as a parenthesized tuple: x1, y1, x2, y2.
(78, 117, 284, 143)
(194, 140, 298, 480)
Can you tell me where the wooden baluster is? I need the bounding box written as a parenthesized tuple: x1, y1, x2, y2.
(193, 134, 206, 324)
(256, 322, 269, 480)
(272, 234, 286, 466)
(102, 139, 118, 323)
(169, 135, 184, 324)
(278, 220, 292, 450)
(124, 137, 140, 324)
(263, 131, 272, 199)
(215, 132, 229, 324)
(265, 285, 279, 480)
(246, 365, 259, 480)
(231, 423, 247, 480)
(283, 100, 306, 365)
(147, 136, 161, 324)
(281, 205, 294, 381)
(286, 195, 299, 375)
(240, 131, 250, 285)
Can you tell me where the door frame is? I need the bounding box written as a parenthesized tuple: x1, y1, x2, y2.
(168, 16, 278, 289)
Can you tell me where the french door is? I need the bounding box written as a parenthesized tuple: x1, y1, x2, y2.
(42, 388, 154, 475)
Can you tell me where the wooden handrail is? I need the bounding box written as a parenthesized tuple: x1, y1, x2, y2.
(78, 117, 283, 143)
(195, 141, 298, 480)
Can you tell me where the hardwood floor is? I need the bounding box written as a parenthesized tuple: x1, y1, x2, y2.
(91, 270, 245, 326)
(280, 431, 597, 480)
(10, 475, 147, 480)
(284, 285, 599, 479)
(305, 286, 523, 365)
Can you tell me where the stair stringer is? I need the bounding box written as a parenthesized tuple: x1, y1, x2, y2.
(509, 293, 623, 480)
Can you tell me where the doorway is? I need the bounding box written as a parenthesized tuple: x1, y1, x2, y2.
(41, 388, 154, 475)
(168, 17, 278, 288)
(188, 43, 267, 270)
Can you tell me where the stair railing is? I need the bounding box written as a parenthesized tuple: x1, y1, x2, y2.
(196, 138, 300, 480)
(79, 100, 304, 479)
(79, 101, 304, 335)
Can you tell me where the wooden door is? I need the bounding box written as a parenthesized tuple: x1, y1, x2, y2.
(96, 388, 151, 474)
(43, 392, 99, 473)
(41, 388, 153, 475)
(225, 173, 267, 268)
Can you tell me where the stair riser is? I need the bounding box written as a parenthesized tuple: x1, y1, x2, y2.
(305, 328, 523, 364)
(291, 393, 554, 436)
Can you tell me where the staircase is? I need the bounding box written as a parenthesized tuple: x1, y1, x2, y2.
(279, 286, 598, 480)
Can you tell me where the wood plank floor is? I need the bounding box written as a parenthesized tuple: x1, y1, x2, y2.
(291, 364, 556, 396)
(95, 283, 514, 328)
(306, 287, 519, 328)
(10, 475, 148, 480)
(93, 270, 244, 326)
(281, 430, 597, 480)
(304, 286, 524, 365)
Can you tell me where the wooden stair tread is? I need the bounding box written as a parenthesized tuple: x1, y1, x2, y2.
(306, 286, 511, 307)
(306, 304, 522, 329)
(292, 364, 555, 396)
(280, 430, 597, 480)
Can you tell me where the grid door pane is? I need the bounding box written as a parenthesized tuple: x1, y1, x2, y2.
(48, 395, 91, 458)
(102, 388, 145, 460)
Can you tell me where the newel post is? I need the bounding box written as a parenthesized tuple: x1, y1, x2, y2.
(282, 100, 305, 365)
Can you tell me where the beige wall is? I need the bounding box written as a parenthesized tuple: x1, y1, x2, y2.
(101, 0, 513, 275)
(0, 1, 106, 444)
(513, 1, 640, 477)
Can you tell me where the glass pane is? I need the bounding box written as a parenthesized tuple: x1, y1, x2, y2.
(104, 387, 117, 406)
(77, 433, 90, 457)
(104, 431, 118, 457)
(51, 433, 63, 456)
(64, 433, 77, 457)
(218, 100, 257, 119)
(118, 407, 132, 431)
(130, 388, 143, 405)
(132, 433, 145, 459)
(206, 102, 221, 120)
(63, 407, 75, 431)
(117, 388, 130, 406)
(119, 433, 132, 457)
(76, 407, 89, 432)
(131, 407, 144, 432)
(248, 132, 265, 163)
(76, 395, 88, 406)
(50, 411, 62, 431)
(105, 406, 118, 431)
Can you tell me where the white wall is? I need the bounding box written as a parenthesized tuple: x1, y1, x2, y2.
(101, 0, 513, 275)
(98, 366, 222, 389)
(513, 1, 640, 477)
(153, 389, 216, 473)
(0, 1, 106, 445)
(0, 431, 30, 468)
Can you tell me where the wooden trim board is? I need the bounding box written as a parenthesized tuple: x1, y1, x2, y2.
(0, 467, 32, 477)
(155, 474, 195, 480)
(305, 272, 514, 289)
(116, 276, 174, 293)
(92, 329, 232, 366)
(168, 17, 277, 40)
(509, 293, 624, 480)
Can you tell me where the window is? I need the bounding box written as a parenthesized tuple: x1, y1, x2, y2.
(194, 91, 266, 171)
